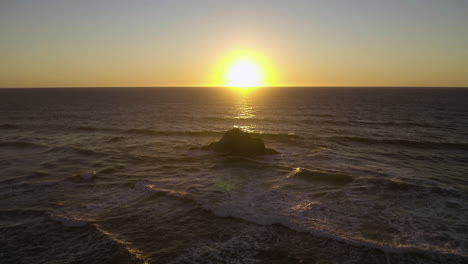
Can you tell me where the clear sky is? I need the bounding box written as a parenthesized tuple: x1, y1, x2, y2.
(0, 0, 467, 88)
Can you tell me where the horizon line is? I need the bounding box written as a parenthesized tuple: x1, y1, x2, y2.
(1, 85, 468, 89)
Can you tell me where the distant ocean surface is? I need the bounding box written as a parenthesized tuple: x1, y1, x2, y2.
(0, 87, 467, 264)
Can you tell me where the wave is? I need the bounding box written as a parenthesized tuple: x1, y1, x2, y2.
(330, 136, 468, 150)
(357, 177, 465, 197)
(0, 140, 105, 158)
(127, 129, 221, 137)
(41, 146, 104, 156)
(0, 141, 48, 149)
(76, 126, 302, 140)
(287, 167, 353, 185)
(76, 126, 121, 133)
(254, 132, 302, 140)
(145, 185, 192, 200)
(203, 116, 279, 122)
(202, 116, 303, 125)
(0, 208, 46, 218)
(1, 215, 143, 264)
(126, 128, 301, 140)
(0, 209, 48, 229)
(49, 214, 90, 227)
(107, 136, 125, 143)
(68, 170, 96, 181)
(298, 113, 336, 118)
(136, 182, 468, 261)
(201, 186, 466, 259)
(0, 124, 20, 129)
(203, 115, 341, 124)
(25, 179, 465, 260)
(303, 119, 440, 128)
(0, 122, 302, 141)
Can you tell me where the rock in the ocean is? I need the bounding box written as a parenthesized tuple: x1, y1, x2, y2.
(203, 128, 278, 156)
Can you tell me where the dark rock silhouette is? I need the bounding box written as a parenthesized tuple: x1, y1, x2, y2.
(203, 128, 278, 156)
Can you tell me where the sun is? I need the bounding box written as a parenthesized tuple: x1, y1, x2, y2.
(211, 49, 276, 88)
(226, 59, 263, 88)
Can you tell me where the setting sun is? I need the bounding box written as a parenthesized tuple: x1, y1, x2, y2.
(226, 59, 263, 88)
(212, 49, 276, 88)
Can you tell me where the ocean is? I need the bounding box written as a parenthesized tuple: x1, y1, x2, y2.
(0, 87, 467, 263)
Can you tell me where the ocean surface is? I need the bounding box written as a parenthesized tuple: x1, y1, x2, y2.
(0, 87, 467, 264)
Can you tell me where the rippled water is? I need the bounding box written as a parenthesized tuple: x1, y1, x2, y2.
(0, 87, 467, 263)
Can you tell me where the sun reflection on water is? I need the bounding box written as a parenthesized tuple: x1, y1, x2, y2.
(233, 125, 257, 133)
(234, 95, 255, 120)
(232, 93, 258, 133)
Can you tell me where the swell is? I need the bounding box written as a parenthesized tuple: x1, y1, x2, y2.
(204, 113, 335, 122)
(41, 145, 105, 156)
(139, 184, 467, 258)
(0, 209, 48, 229)
(1, 212, 145, 264)
(304, 119, 441, 128)
(144, 185, 192, 200)
(0, 208, 47, 218)
(297, 113, 336, 118)
(0, 122, 301, 140)
(203, 116, 285, 123)
(207, 201, 467, 259)
(48, 214, 90, 227)
(330, 136, 468, 150)
(77, 126, 121, 133)
(127, 129, 301, 140)
(287, 167, 354, 185)
(356, 177, 465, 197)
(0, 141, 48, 149)
(0, 140, 104, 157)
(0, 124, 21, 129)
(127, 129, 221, 137)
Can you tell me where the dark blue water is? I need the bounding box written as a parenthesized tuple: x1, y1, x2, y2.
(0, 87, 467, 263)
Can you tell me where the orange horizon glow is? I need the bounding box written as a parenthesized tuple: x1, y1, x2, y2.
(0, 2, 467, 88)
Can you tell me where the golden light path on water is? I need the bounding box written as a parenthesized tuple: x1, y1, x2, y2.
(233, 91, 257, 133)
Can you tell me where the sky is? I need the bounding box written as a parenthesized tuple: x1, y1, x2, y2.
(0, 0, 467, 88)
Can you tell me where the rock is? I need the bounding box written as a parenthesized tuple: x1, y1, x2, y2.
(202, 128, 278, 156)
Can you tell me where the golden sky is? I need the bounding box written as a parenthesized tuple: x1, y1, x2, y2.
(0, 0, 467, 88)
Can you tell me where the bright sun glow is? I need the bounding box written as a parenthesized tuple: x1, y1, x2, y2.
(212, 49, 276, 89)
(226, 59, 263, 88)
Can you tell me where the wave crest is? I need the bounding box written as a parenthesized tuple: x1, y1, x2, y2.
(287, 167, 354, 184)
(331, 136, 468, 149)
